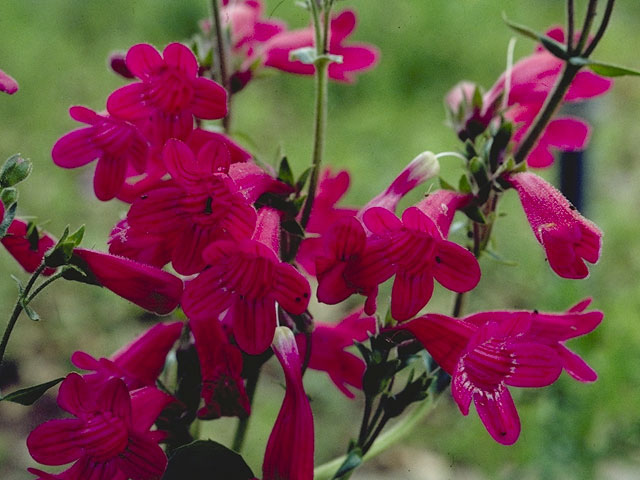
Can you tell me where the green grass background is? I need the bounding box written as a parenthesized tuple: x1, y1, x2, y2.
(1, 1, 639, 478)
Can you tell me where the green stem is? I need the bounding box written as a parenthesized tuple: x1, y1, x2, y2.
(24, 271, 65, 305)
(210, 0, 232, 132)
(299, 3, 331, 231)
(575, 0, 599, 54)
(583, 0, 616, 57)
(566, 0, 575, 53)
(231, 366, 261, 452)
(314, 395, 438, 480)
(0, 263, 47, 367)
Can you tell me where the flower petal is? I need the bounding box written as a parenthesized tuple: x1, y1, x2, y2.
(391, 270, 434, 321)
(474, 385, 521, 445)
(93, 154, 128, 201)
(433, 239, 481, 292)
(192, 77, 228, 120)
(126, 43, 163, 78)
(27, 419, 84, 466)
(107, 83, 152, 121)
(52, 128, 101, 168)
(163, 42, 198, 78)
(273, 263, 310, 315)
(115, 432, 167, 480)
(232, 297, 276, 355)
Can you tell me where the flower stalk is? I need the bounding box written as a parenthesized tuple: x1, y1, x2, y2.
(211, 0, 232, 132)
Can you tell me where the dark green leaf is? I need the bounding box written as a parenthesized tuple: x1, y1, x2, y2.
(502, 14, 567, 59)
(277, 156, 294, 186)
(461, 205, 486, 224)
(66, 225, 85, 247)
(458, 174, 473, 194)
(282, 219, 305, 238)
(0, 154, 32, 188)
(22, 303, 40, 322)
(296, 167, 312, 192)
(332, 448, 363, 479)
(438, 177, 456, 191)
(0, 377, 64, 405)
(162, 440, 255, 480)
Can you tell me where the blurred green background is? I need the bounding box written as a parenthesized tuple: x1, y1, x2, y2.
(1, 1, 639, 479)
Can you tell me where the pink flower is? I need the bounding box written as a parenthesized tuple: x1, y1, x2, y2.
(485, 27, 613, 167)
(1, 203, 56, 275)
(314, 153, 439, 314)
(0, 68, 18, 94)
(71, 322, 183, 390)
(363, 202, 480, 321)
(297, 168, 358, 275)
(182, 208, 311, 355)
(506, 172, 601, 279)
(399, 312, 563, 445)
(463, 299, 603, 382)
(52, 106, 149, 201)
(27, 373, 172, 480)
(189, 316, 250, 419)
(72, 248, 184, 315)
(296, 308, 376, 398)
(186, 128, 252, 164)
(263, 327, 314, 480)
(263, 9, 379, 83)
(119, 138, 257, 275)
(107, 43, 228, 144)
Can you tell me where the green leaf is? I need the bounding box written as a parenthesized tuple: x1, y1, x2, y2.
(10, 274, 24, 295)
(461, 204, 486, 224)
(0, 154, 32, 188)
(277, 156, 294, 186)
(502, 14, 567, 59)
(458, 174, 473, 194)
(67, 225, 85, 247)
(26, 221, 40, 251)
(332, 448, 363, 479)
(472, 85, 483, 110)
(0, 377, 64, 405)
(296, 167, 312, 192)
(0, 202, 17, 238)
(580, 59, 640, 77)
(22, 303, 41, 321)
(282, 219, 305, 238)
(162, 440, 255, 480)
(44, 226, 77, 268)
(438, 177, 456, 191)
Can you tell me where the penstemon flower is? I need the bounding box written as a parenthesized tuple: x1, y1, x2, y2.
(182, 207, 311, 354)
(0, 68, 18, 94)
(27, 373, 172, 480)
(506, 171, 602, 279)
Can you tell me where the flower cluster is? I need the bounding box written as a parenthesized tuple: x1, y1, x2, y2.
(0, 4, 616, 480)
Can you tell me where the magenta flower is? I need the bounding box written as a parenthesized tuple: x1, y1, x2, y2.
(186, 128, 252, 164)
(27, 373, 172, 480)
(222, 0, 285, 54)
(263, 327, 314, 480)
(263, 9, 379, 83)
(1, 204, 56, 275)
(296, 308, 376, 398)
(0, 68, 18, 94)
(314, 153, 439, 314)
(73, 248, 184, 315)
(400, 313, 563, 444)
(182, 208, 311, 355)
(414, 189, 472, 238)
(463, 299, 603, 382)
(119, 138, 257, 275)
(506, 172, 601, 279)
(363, 204, 480, 321)
(71, 322, 183, 390)
(297, 168, 357, 275)
(484, 27, 613, 167)
(190, 316, 250, 420)
(52, 106, 149, 201)
(107, 43, 228, 144)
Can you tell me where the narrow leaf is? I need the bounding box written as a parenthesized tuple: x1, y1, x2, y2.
(585, 60, 640, 77)
(0, 377, 64, 405)
(332, 448, 363, 479)
(162, 440, 255, 480)
(0, 202, 17, 238)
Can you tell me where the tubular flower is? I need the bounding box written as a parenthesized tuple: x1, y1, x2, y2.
(71, 248, 184, 315)
(296, 308, 376, 398)
(506, 171, 601, 279)
(27, 373, 172, 480)
(263, 327, 314, 480)
(399, 312, 563, 445)
(463, 299, 603, 382)
(414, 190, 472, 238)
(296, 169, 357, 275)
(263, 9, 379, 83)
(118, 138, 257, 275)
(447, 27, 612, 167)
(107, 42, 228, 145)
(363, 204, 480, 321)
(0, 68, 18, 94)
(52, 106, 149, 201)
(0, 203, 56, 275)
(314, 153, 439, 314)
(182, 208, 311, 355)
(190, 316, 251, 419)
(71, 322, 183, 390)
